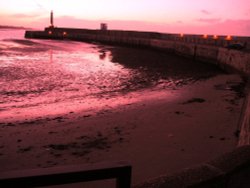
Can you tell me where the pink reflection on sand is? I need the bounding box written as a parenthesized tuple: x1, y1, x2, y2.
(0, 32, 222, 123)
(0, 88, 178, 122)
(1, 39, 176, 122)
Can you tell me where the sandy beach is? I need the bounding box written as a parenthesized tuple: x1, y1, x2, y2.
(0, 73, 245, 186)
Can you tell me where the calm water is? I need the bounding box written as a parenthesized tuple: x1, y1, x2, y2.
(0, 29, 222, 121)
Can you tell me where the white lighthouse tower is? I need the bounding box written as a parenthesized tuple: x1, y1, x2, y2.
(50, 10, 54, 28)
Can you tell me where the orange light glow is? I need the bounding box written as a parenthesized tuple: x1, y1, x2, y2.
(225, 35, 232, 40)
(48, 31, 52, 35)
(63, 31, 67, 36)
(213, 35, 218, 39)
(180, 33, 184, 37)
(203, 34, 208, 39)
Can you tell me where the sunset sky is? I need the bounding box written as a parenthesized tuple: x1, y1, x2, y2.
(0, 0, 250, 36)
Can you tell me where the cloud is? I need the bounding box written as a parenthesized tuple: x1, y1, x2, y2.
(196, 18, 221, 24)
(201, 9, 212, 15)
(246, 9, 250, 16)
(176, 20, 183, 24)
(192, 19, 250, 36)
(221, 19, 250, 35)
(33, 0, 46, 10)
(10, 13, 41, 18)
(246, 24, 250, 33)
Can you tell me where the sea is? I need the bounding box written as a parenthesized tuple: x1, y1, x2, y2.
(0, 29, 224, 122)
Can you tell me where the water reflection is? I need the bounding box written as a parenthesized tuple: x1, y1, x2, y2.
(100, 45, 223, 92)
(0, 37, 223, 121)
(49, 49, 53, 63)
(99, 49, 107, 60)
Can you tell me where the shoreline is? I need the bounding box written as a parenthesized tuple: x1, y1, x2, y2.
(0, 74, 245, 184)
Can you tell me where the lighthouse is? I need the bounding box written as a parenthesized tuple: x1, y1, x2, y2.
(50, 10, 54, 28)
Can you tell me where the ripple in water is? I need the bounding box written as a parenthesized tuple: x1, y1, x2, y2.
(0, 30, 223, 121)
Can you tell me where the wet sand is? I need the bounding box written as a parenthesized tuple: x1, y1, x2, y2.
(0, 74, 245, 186)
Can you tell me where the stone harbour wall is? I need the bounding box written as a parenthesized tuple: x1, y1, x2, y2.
(26, 27, 250, 76)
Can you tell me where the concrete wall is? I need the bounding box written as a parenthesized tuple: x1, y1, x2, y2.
(26, 27, 250, 75)
(238, 82, 250, 146)
(218, 48, 250, 75)
(150, 39, 175, 52)
(195, 45, 219, 63)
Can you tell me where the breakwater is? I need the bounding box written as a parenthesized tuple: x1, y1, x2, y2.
(25, 27, 250, 76)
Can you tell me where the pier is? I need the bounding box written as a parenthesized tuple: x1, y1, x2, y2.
(25, 27, 250, 76)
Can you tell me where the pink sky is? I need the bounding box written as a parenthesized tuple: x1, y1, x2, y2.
(0, 0, 250, 36)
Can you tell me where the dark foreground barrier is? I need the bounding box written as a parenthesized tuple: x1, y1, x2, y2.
(0, 161, 131, 188)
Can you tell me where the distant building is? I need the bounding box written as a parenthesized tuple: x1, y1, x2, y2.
(100, 23, 108, 31)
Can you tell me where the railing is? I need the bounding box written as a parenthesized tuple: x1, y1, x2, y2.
(0, 161, 131, 188)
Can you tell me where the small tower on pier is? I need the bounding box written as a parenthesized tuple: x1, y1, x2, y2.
(50, 10, 54, 28)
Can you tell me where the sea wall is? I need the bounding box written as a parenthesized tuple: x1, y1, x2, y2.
(238, 81, 250, 146)
(218, 48, 250, 74)
(25, 27, 250, 76)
